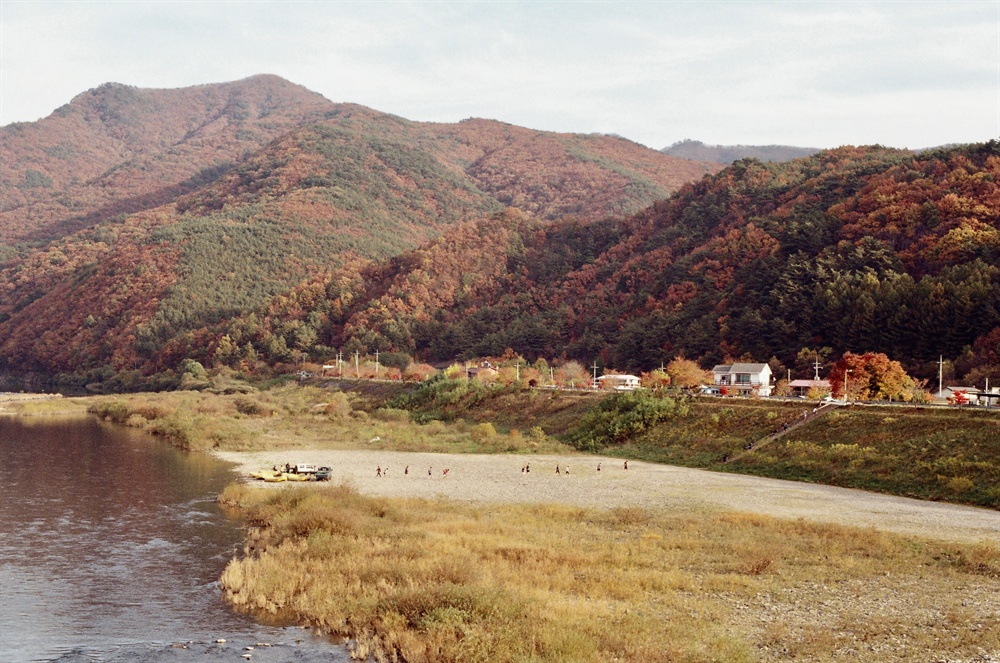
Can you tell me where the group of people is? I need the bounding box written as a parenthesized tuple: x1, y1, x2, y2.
(526, 460, 627, 475)
(373, 460, 632, 479)
(375, 465, 449, 477)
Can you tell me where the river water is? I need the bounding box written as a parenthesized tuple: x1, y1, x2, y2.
(0, 415, 348, 663)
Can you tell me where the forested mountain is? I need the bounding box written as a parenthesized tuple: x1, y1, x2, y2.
(0, 76, 719, 383)
(0, 75, 334, 246)
(233, 142, 999, 385)
(663, 139, 820, 164)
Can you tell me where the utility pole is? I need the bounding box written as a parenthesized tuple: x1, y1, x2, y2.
(592, 361, 599, 389)
(844, 368, 852, 404)
(337, 350, 343, 377)
(938, 355, 944, 400)
(813, 356, 822, 381)
(515, 358, 520, 382)
(375, 350, 380, 380)
(355, 350, 360, 379)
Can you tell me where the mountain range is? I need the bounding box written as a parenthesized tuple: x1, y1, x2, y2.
(661, 139, 820, 164)
(0, 75, 717, 383)
(1, 76, 997, 390)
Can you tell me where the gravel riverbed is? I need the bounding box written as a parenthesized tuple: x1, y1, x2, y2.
(215, 449, 1000, 545)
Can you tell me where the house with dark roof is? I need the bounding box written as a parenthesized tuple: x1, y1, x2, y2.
(711, 363, 773, 396)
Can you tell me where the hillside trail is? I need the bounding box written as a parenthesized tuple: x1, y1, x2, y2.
(723, 401, 838, 463)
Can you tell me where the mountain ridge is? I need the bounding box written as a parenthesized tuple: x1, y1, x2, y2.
(662, 139, 820, 164)
(0, 76, 721, 381)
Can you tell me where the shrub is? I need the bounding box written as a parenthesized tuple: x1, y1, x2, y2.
(471, 422, 497, 442)
(323, 393, 352, 419)
(571, 391, 686, 451)
(234, 397, 274, 417)
(947, 477, 975, 494)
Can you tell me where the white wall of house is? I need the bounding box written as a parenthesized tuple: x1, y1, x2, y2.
(711, 363, 773, 396)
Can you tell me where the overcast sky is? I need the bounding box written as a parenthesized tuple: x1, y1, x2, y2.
(1, 1, 997, 150)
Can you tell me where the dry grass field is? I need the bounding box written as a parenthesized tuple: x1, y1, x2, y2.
(219, 481, 1000, 662)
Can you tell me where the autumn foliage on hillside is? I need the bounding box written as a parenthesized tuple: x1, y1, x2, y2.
(0, 75, 335, 245)
(0, 76, 718, 383)
(293, 143, 1000, 385)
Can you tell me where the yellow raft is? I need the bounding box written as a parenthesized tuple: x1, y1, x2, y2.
(250, 469, 312, 482)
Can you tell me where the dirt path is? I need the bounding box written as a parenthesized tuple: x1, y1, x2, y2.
(215, 449, 1000, 545)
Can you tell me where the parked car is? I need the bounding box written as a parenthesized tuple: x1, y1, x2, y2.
(315, 466, 332, 481)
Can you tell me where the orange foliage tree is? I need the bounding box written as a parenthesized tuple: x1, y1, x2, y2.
(828, 352, 918, 402)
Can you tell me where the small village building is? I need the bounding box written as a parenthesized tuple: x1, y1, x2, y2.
(788, 379, 832, 398)
(934, 385, 1000, 406)
(467, 364, 499, 382)
(711, 363, 773, 396)
(594, 374, 641, 391)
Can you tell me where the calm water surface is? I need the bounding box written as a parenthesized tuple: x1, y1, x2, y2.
(0, 416, 347, 662)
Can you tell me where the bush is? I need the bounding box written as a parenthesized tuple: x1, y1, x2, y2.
(471, 422, 497, 442)
(571, 391, 686, 451)
(323, 392, 352, 419)
(234, 397, 275, 417)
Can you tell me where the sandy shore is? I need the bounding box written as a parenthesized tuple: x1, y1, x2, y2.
(214, 449, 1000, 545)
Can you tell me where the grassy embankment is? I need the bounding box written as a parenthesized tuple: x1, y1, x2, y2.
(219, 481, 1000, 663)
(605, 400, 1000, 509)
(83, 378, 1000, 508)
(83, 381, 575, 455)
(0, 394, 91, 416)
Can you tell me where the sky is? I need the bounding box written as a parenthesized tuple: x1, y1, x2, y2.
(0, 1, 997, 150)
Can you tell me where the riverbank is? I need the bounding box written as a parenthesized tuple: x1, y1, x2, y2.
(10, 383, 998, 660)
(217, 449, 1000, 545)
(219, 478, 1000, 662)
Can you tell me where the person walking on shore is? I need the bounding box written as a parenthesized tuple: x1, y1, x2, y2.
(376, 465, 382, 478)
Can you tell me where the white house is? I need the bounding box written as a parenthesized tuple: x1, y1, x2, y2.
(594, 374, 641, 391)
(711, 363, 773, 396)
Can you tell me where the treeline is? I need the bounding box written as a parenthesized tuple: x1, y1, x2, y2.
(208, 143, 999, 385)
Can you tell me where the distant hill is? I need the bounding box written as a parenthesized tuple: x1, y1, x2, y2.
(0, 76, 720, 381)
(662, 139, 820, 164)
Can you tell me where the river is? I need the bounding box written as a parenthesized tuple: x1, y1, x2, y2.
(0, 415, 347, 662)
